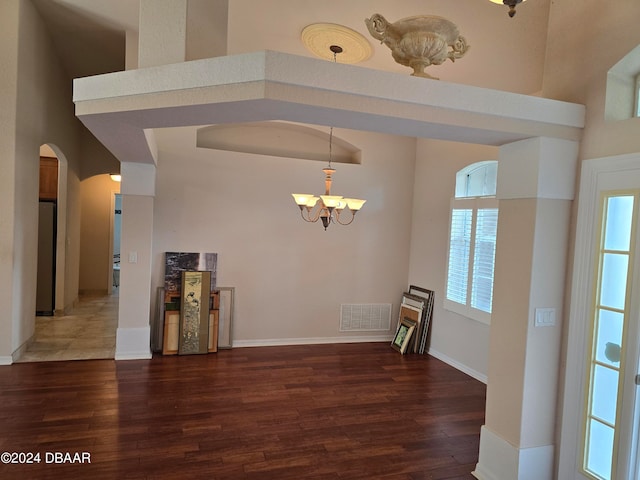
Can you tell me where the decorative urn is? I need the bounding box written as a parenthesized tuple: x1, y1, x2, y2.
(365, 13, 469, 79)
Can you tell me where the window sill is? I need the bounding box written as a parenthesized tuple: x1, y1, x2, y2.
(443, 299, 491, 325)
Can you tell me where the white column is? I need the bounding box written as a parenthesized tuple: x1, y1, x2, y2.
(186, 0, 228, 60)
(138, 0, 188, 68)
(125, 30, 139, 70)
(114, 0, 194, 358)
(473, 137, 579, 480)
(137, 0, 228, 68)
(0, 0, 20, 365)
(115, 163, 155, 360)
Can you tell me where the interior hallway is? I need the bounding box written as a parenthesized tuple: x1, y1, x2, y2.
(16, 294, 118, 363)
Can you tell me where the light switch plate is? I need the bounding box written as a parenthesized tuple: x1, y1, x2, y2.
(535, 308, 556, 327)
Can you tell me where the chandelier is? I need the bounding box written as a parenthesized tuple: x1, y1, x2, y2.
(291, 127, 366, 230)
(291, 45, 366, 231)
(490, 0, 526, 17)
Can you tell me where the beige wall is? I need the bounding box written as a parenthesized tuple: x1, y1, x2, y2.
(409, 139, 499, 380)
(151, 126, 416, 343)
(0, 0, 83, 359)
(542, 0, 640, 470)
(543, 0, 640, 160)
(0, 0, 20, 361)
(543, 0, 640, 409)
(79, 174, 120, 293)
(80, 128, 121, 180)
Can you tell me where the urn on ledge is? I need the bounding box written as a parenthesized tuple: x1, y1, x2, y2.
(365, 13, 469, 79)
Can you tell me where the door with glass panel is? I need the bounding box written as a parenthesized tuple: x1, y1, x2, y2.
(560, 156, 640, 480)
(582, 191, 640, 480)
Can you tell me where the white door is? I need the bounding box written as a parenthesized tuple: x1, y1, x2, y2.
(559, 153, 640, 480)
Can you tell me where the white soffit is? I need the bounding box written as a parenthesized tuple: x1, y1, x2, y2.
(73, 50, 585, 165)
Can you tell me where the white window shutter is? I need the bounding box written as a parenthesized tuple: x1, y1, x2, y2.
(471, 208, 498, 313)
(446, 208, 473, 304)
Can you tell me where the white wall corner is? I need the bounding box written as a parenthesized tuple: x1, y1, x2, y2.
(497, 137, 579, 200)
(125, 30, 139, 70)
(0, 356, 13, 366)
(121, 162, 156, 196)
(473, 426, 554, 480)
(143, 129, 159, 165)
(115, 326, 152, 360)
(538, 138, 579, 200)
(11, 335, 33, 364)
(138, 0, 188, 69)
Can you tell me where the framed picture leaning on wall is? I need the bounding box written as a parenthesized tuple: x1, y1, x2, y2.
(178, 271, 211, 355)
(216, 287, 235, 349)
(406, 285, 435, 354)
(391, 317, 417, 354)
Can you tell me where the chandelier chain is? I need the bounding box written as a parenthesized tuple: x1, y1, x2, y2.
(329, 127, 333, 168)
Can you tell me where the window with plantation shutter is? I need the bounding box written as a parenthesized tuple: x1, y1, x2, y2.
(445, 162, 498, 324)
(471, 208, 498, 313)
(446, 209, 472, 305)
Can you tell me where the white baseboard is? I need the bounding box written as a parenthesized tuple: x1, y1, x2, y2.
(10, 334, 34, 363)
(232, 335, 393, 348)
(0, 356, 13, 366)
(473, 426, 554, 480)
(115, 326, 152, 360)
(427, 348, 488, 384)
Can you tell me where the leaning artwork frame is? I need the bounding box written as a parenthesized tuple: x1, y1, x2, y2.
(399, 300, 423, 353)
(406, 285, 435, 354)
(391, 317, 417, 354)
(165, 252, 217, 293)
(162, 290, 181, 355)
(178, 271, 211, 355)
(217, 287, 235, 349)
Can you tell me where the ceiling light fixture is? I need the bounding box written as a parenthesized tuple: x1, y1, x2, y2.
(490, 0, 526, 18)
(110, 174, 122, 182)
(301, 23, 372, 64)
(291, 46, 366, 231)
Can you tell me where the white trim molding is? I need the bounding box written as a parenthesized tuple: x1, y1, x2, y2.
(115, 326, 152, 360)
(473, 426, 554, 480)
(10, 335, 33, 364)
(233, 335, 393, 348)
(0, 356, 13, 366)
(427, 348, 487, 384)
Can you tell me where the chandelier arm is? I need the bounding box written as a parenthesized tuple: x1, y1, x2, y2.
(300, 204, 327, 223)
(310, 205, 325, 222)
(299, 208, 315, 223)
(334, 210, 356, 226)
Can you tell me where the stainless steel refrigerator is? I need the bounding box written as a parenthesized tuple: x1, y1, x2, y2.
(36, 201, 56, 316)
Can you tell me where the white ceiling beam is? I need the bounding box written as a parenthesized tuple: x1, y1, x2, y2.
(73, 50, 585, 164)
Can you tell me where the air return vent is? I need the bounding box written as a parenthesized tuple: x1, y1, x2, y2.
(340, 304, 392, 332)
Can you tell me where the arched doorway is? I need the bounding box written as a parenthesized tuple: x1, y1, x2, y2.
(20, 152, 119, 363)
(36, 144, 68, 315)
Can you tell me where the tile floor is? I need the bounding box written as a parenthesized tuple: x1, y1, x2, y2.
(16, 294, 118, 363)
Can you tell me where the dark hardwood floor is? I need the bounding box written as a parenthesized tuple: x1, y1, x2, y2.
(0, 342, 486, 480)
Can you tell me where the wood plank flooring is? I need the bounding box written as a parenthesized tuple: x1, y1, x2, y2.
(0, 343, 486, 480)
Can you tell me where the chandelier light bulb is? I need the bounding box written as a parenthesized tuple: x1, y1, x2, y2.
(292, 193, 314, 206)
(306, 197, 320, 208)
(345, 198, 367, 211)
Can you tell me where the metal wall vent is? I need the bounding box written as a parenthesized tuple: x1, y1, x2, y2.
(340, 304, 392, 332)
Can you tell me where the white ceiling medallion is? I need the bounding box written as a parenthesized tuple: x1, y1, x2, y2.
(301, 23, 372, 64)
